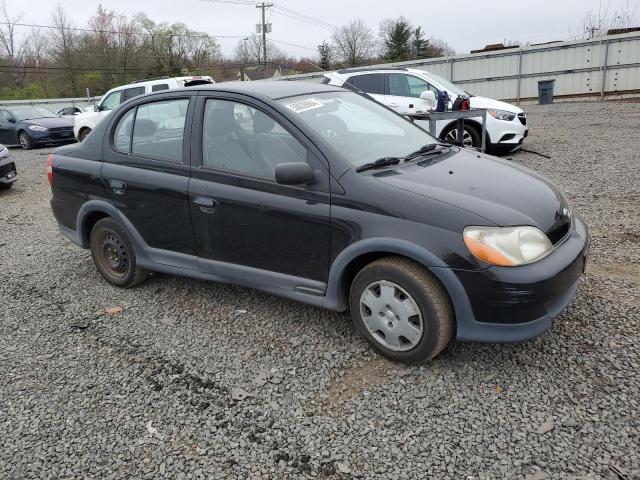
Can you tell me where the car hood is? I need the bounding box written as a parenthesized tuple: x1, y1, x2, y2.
(375, 148, 568, 234)
(23, 117, 74, 128)
(469, 95, 523, 114)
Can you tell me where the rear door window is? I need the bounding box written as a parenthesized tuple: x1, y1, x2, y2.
(113, 108, 136, 153)
(123, 87, 146, 102)
(345, 74, 384, 95)
(131, 99, 189, 162)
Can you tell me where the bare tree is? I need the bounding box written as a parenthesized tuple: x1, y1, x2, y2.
(0, 0, 29, 89)
(48, 3, 80, 95)
(572, 0, 638, 39)
(23, 29, 49, 95)
(233, 34, 283, 65)
(331, 19, 376, 67)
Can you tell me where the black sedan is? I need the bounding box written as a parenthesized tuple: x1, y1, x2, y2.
(48, 82, 588, 363)
(0, 107, 75, 150)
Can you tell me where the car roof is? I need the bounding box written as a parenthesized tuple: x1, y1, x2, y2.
(139, 81, 345, 101)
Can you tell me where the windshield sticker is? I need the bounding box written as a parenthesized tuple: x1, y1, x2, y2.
(286, 98, 324, 113)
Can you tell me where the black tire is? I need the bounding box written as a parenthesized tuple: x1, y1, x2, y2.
(78, 128, 92, 142)
(349, 257, 454, 364)
(441, 122, 481, 148)
(18, 131, 33, 150)
(90, 217, 149, 288)
(0, 182, 13, 190)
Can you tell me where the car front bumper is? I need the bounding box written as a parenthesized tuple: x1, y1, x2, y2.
(29, 129, 75, 146)
(451, 214, 589, 342)
(0, 151, 17, 186)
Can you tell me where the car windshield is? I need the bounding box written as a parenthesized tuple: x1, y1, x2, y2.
(12, 107, 59, 121)
(424, 72, 468, 97)
(277, 91, 439, 168)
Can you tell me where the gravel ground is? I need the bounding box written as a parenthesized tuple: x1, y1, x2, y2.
(1, 100, 639, 479)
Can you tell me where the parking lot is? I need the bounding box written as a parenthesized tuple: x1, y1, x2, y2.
(1, 100, 639, 479)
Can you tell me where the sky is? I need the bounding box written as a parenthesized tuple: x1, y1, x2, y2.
(6, 0, 638, 58)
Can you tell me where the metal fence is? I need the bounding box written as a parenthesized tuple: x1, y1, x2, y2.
(0, 97, 100, 114)
(278, 31, 640, 104)
(1, 31, 638, 108)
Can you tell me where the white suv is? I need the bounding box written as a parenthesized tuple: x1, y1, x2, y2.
(73, 76, 214, 141)
(322, 67, 528, 153)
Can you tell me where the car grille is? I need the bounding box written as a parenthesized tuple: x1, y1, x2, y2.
(0, 161, 16, 177)
(518, 113, 527, 125)
(48, 126, 74, 138)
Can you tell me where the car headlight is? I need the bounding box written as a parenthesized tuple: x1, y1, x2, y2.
(488, 109, 516, 121)
(28, 125, 48, 132)
(463, 226, 553, 266)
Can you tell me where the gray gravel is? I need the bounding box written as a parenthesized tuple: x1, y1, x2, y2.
(1, 100, 639, 479)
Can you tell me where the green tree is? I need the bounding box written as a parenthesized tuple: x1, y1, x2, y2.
(317, 41, 331, 70)
(381, 17, 412, 62)
(412, 26, 429, 59)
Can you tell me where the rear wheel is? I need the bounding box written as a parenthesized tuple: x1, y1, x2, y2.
(349, 257, 454, 363)
(0, 182, 13, 190)
(441, 123, 480, 148)
(90, 218, 149, 288)
(18, 131, 32, 150)
(78, 128, 92, 142)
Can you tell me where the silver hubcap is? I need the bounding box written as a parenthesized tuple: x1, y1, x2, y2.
(445, 128, 473, 147)
(19, 133, 29, 148)
(359, 280, 423, 352)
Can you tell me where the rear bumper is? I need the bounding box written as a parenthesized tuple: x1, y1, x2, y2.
(452, 214, 589, 342)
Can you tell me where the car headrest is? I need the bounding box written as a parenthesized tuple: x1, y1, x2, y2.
(206, 103, 236, 136)
(134, 118, 156, 137)
(253, 110, 275, 134)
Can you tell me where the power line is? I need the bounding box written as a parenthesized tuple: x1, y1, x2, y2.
(0, 21, 245, 40)
(270, 38, 316, 51)
(271, 5, 337, 29)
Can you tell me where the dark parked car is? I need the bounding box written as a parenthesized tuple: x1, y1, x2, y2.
(0, 143, 16, 189)
(0, 107, 75, 149)
(48, 82, 588, 363)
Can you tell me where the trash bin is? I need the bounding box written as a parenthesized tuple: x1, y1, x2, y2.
(537, 79, 556, 105)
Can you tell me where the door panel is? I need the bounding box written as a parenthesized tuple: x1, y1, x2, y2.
(102, 161, 194, 254)
(189, 172, 331, 281)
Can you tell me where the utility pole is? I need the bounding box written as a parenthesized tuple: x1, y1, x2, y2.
(256, 2, 273, 69)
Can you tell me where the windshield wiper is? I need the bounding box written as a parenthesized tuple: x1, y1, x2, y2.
(356, 144, 450, 173)
(356, 156, 402, 173)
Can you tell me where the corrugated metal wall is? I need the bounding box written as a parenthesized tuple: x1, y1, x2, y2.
(280, 31, 640, 103)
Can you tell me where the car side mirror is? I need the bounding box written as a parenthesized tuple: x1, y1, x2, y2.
(94, 105, 100, 112)
(420, 90, 437, 109)
(275, 162, 314, 185)
(8, 117, 15, 123)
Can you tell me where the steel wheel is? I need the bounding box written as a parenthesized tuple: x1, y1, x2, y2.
(95, 231, 130, 280)
(18, 132, 32, 150)
(359, 280, 423, 352)
(445, 128, 473, 147)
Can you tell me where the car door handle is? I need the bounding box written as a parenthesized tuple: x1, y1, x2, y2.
(192, 196, 218, 213)
(108, 180, 127, 195)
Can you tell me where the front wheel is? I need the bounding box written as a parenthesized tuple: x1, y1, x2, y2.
(18, 131, 32, 150)
(78, 128, 92, 142)
(90, 218, 149, 288)
(349, 257, 454, 363)
(441, 123, 480, 148)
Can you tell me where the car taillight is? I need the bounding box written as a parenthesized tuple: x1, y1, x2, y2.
(460, 98, 470, 111)
(46, 154, 53, 186)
